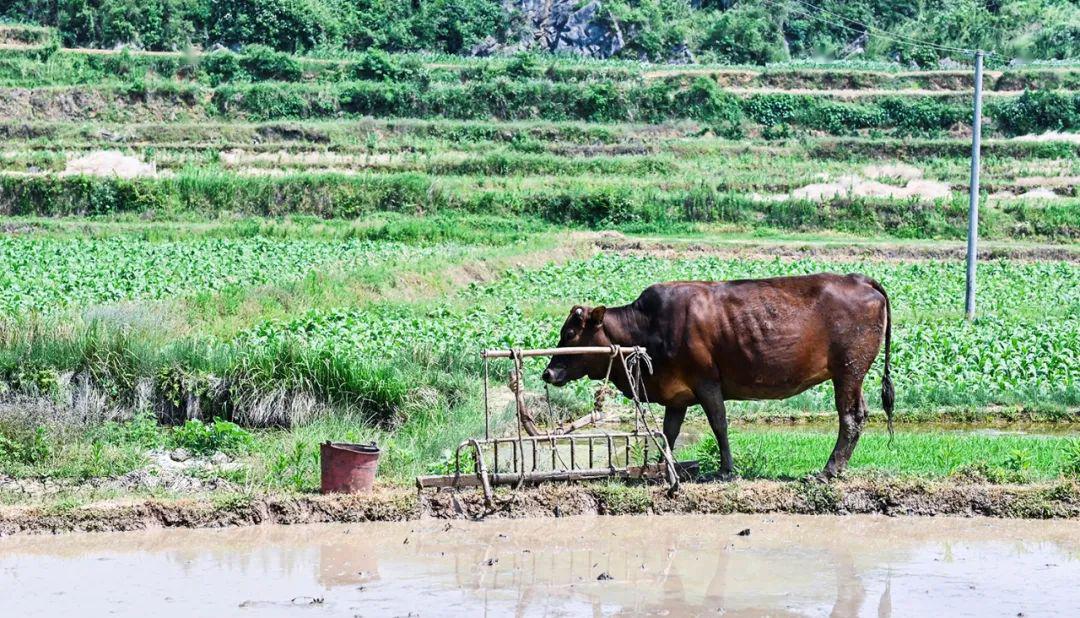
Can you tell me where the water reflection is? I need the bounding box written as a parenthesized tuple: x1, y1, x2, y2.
(1, 514, 1078, 617)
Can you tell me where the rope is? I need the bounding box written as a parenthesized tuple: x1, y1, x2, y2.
(616, 346, 678, 488)
(511, 349, 527, 488)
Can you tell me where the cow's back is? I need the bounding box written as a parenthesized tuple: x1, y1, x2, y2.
(632, 274, 886, 401)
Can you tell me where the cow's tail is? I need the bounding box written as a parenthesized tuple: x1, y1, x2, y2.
(868, 278, 895, 442)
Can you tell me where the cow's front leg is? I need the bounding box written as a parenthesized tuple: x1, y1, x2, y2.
(662, 406, 687, 453)
(694, 381, 734, 480)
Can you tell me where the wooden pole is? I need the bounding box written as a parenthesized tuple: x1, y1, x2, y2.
(482, 346, 645, 359)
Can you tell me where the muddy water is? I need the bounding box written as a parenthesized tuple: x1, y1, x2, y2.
(2, 515, 1078, 617)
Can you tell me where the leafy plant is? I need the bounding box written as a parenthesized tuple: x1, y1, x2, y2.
(270, 440, 317, 491)
(1063, 441, 1080, 478)
(171, 418, 253, 455)
(1004, 448, 1034, 474)
(95, 410, 165, 450)
(427, 446, 477, 475)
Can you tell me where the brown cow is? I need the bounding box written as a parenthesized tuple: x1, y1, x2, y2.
(541, 273, 894, 479)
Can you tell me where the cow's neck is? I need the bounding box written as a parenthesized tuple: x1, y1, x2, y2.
(603, 304, 649, 348)
(601, 305, 651, 398)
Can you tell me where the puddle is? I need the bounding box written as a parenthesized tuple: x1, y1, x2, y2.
(2, 514, 1078, 616)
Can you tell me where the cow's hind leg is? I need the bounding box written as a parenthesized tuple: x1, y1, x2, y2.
(694, 381, 734, 480)
(663, 406, 687, 453)
(822, 373, 869, 479)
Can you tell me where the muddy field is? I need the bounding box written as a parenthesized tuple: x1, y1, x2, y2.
(1, 513, 1078, 616)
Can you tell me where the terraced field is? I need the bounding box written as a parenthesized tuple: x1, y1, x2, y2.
(0, 29, 1077, 506)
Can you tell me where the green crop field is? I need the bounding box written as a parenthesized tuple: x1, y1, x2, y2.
(241, 253, 1080, 413)
(0, 235, 477, 317)
(0, 18, 1077, 510)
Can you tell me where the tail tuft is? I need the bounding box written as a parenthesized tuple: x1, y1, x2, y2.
(882, 371, 895, 442)
(867, 278, 895, 444)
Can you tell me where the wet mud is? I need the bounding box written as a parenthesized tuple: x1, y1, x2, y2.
(2, 478, 1079, 538)
(1, 513, 1078, 616)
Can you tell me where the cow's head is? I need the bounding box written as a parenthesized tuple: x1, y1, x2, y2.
(541, 305, 610, 387)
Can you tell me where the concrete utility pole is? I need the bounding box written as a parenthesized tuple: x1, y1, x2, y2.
(965, 50, 984, 321)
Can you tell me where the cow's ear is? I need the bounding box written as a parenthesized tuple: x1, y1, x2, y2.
(571, 306, 586, 326)
(589, 306, 606, 326)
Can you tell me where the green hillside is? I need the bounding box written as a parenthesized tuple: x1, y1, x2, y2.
(3, 0, 1078, 65)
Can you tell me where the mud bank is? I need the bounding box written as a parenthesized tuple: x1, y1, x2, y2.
(601, 238, 1080, 263)
(3, 479, 1078, 536)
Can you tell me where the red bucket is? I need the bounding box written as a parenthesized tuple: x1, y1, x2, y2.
(320, 442, 380, 494)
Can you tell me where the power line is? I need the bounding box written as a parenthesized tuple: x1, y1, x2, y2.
(788, 0, 979, 55)
(761, 0, 988, 57)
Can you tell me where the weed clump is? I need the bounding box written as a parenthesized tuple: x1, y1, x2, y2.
(593, 482, 652, 515)
(0, 426, 51, 465)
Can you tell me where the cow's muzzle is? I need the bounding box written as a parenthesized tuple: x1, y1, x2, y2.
(541, 368, 568, 387)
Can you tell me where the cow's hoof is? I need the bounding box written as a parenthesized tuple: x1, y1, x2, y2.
(809, 471, 835, 483)
(714, 471, 737, 483)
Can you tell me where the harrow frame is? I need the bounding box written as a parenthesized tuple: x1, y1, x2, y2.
(416, 346, 685, 503)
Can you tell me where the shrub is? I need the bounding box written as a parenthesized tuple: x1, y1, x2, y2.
(744, 93, 801, 126)
(225, 83, 313, 119)
(240, 44, 302, 81)
(676, 77, 744, 131)
(505, 52, 544, 80)
(890, 42, 940, 69)
(209, 0, 342, 52)
(879, 97, 967, 135)
(992, 90, 1080, 136)
(202, 50, 244, 85)
(702, 2, 787, 65)
(803, 100, 883, 134)
(410, 0, 507, 54)
(576, 82, 630, 122)
(1032, 23, 1080, 61)
(348, 49, 424, 83)
(5, 0, 200, 50)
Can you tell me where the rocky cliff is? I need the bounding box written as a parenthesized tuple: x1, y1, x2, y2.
(473, 0, 625, 59)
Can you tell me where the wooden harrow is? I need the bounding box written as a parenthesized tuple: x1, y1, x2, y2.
(416, 346, 688, 504)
